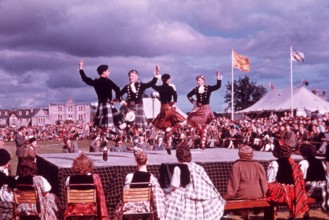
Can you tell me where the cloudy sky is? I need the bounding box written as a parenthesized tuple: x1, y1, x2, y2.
(0, 0, 328, 113)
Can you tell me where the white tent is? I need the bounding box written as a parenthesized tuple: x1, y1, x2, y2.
(237, 86, 329, 115)
(142, 98, 187, 119)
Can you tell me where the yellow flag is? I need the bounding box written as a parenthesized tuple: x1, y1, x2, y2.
(233, 51, 250, 72)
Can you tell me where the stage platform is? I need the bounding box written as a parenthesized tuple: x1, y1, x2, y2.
(36, 148, 304, 219)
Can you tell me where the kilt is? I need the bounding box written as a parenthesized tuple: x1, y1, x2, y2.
(187, 104, 214, 128)
(0, 201, 12, 220)
(152, 103, 185, 130)
(127, 103, 148, 131)
(95, 103, 124, 128)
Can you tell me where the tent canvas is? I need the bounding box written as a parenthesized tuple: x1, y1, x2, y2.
(237, 86, 329, 114)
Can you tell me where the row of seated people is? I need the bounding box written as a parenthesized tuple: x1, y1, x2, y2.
(1, 139, 328, 220)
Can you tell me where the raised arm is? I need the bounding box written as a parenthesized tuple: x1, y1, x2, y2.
(79, 59, 94, 86)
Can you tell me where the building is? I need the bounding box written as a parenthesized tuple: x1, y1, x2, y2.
(0, 98, 92, 128)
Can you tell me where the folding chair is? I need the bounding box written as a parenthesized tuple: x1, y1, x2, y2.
(12, 184, 40, 219)
(122, 182, 154, 220)
(63, 183, 98, 220)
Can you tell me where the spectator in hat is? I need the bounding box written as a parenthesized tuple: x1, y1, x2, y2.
(23, 136, 39, 160)
(266, 139, 309, 219)
(299, 143, 328, 212)
(224, 145, 268, 220)
(79, 60, 122, 131)
(62, 137, 80, 153)
(120, 66, 160, 136)
(89, 135, 108, 152)
(186, 70, 222, 149)
(151, 73, 186, 155)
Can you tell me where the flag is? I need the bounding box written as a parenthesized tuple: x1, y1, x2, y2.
(269, 82, 274, 90)
(291, 50, 305, 62)
(233, 51, 250, 72)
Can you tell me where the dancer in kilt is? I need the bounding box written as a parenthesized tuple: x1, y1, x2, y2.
(120, 66, 160, 136)
(152, 73, 186, 154)
(79, 60, 122, 131)
(186, 70, 222, 149)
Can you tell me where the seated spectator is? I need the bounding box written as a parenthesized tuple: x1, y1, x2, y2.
(137, 134, 152, 151)
(62, 137, 80, 153)
(224, 145, 268, 220)
(65, 154, 109, 219)
(110, 137, 130, 152)
(153, 136, 167, 151)
(23, 136, 39, 160)
(14, 156, 59, 219)
(164, 146, 225, 219)
(266, 139, 309, 220)
(0, 149, 15, 220)
(116, 150, 165, 219)
(89, 136, 107, 152)
(299, 143, 328, 212)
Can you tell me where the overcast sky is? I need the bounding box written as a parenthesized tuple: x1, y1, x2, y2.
(0, 0, 328, 113)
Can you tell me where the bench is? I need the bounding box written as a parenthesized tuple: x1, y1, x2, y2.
(224, 197, 317, 220)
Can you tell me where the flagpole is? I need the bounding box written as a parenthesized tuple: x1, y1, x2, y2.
(290, 46, 294, 117)
(231, 50, 234, 121)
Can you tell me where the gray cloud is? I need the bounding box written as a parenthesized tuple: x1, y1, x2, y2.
(0, 0, 328, 112)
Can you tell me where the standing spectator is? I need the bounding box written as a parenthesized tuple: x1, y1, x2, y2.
(224, 145, 268, 220)
(186, 70, 222, 149)
(120, 67, 160, 136)
(164, 145, 225, 219)
(14, 126, 27, 172)
(79, 60, 122, 131)
(284, 124, 297, 152)
(266, 139, 309, 219)
(62, 137, 80, 153)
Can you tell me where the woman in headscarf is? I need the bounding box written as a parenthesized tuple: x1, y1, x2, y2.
(186, 70, 222, 149)
(164, 146, 225, 220)
(224, 145, 268, 220)
(266, 139, 309, 220)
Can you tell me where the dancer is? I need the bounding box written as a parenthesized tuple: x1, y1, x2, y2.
(186, 70, 222, 149)
(79, 60, 122, 131)
(152, 73, 185, 155)
(120, 66, 160, 136)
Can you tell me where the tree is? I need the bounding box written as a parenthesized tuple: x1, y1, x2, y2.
(224, 76, 267, 112)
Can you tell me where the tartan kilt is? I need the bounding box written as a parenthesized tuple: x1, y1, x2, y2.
(187, 104, 215, 128)
(127, 103, 148, 131)
(152, 104, 185, 130)
(95, 103, 125, 129)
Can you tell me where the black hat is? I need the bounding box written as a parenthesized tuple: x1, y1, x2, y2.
(28, 136, 37, 143)
(0, 149, 10, 166)
(97, 65, 108, 75)
(161, 74, 171, 82)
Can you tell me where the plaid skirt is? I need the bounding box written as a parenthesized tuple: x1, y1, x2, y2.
(126, 103, 148, 131)
(152, 104, 185, 130)
(94, 103, 125, 128)
(187, 104, 215, 128)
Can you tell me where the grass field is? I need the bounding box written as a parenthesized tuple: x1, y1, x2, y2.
(3, 140, 329, 219)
